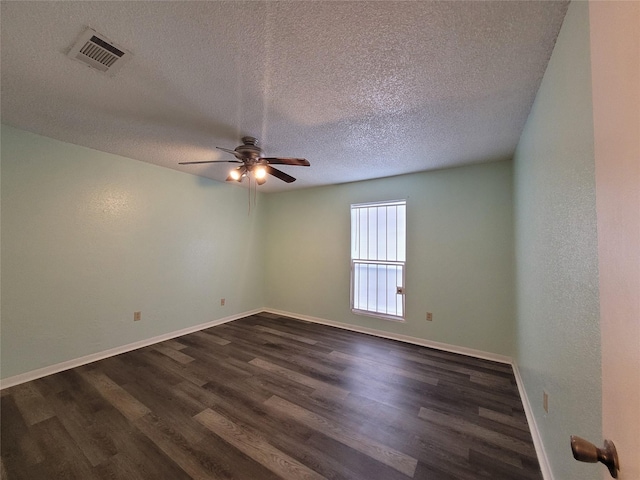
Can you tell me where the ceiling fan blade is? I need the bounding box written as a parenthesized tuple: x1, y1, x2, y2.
(264, 157, 310, 166)
(267, 165, 296, 183)
(179, 160, 242, 165)
(217, 146, 243, 160)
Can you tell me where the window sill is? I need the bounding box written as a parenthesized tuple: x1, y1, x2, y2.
(351, 309, 405, 322)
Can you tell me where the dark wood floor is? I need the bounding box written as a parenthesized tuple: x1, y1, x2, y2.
(1, 313, 542, 480)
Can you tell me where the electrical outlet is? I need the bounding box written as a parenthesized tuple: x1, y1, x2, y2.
(426, 312, 433, 321)
(543, 390, 549, 413)
(134, 311, 141, 321)
(220, 298, 225, 306)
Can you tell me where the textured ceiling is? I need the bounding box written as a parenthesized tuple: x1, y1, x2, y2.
(1, 1, 569, 192)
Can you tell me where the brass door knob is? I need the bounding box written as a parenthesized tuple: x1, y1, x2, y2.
(570, 435, 620, 478)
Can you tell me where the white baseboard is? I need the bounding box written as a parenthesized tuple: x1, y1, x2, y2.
(0, 309, 262, 390)
(263, 308, 513, 364)
(512, 361, 554, 480)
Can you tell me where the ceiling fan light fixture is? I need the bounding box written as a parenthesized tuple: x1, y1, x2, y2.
(228, 165, 247, 182)
(254, 165, 267, 180)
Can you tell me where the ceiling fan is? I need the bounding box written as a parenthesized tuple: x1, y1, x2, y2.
(179, 136, 310, 185)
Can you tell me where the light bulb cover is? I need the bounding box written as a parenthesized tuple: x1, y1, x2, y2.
(227, 165, 247, 182)
(254, 165, 267, 180)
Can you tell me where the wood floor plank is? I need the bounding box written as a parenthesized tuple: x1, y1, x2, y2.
(47, 391, 117, 467)
(243, 372, 317, 406)
(194, 408, 326, 480)
(182, 377, 344, 479)
(161, 339, 189, 351)
(290, 352, 346, 377)
(1, 457, 7, 479)
(133, 413, 223, 480)
(40, 370, 112, 416)
(92, 407, 193, 480)
(192, 330, 231, 346)
(264, 395, 418, 478)
(0, 394, 45, 477)
(91, 451, 151, 480)
(291, 388, 471, 462)
(1, 313, 542, 479)
(478, 406, 531, 431)
(336, 366, 439, 414)
(305, 433, 414, 480)
(180, 346, 254, 385)
(469, 442, 524, 469)
(249, 357, 350, 399)
(278, 386, 490, 479)
(123, 382, 208, 445)
(138, 349, 210, 387)
(436, 378, 524, 409)
(253, 325, 319, 345)
(418, 406, 537, 458)
(30, 417, 95, 479)
(77, 369, 150, 422)
(153, 345, 195, 364)
(468, 449, 542, 480)
(197, 377, 316, 447)
(10, 383, 55, 426)
(329, 350, 439, 386)
(32, 373, 67, 397)
(96, 351, 184, 389)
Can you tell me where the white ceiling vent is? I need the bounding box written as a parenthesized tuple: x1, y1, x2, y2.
(67, 28, 132, 75)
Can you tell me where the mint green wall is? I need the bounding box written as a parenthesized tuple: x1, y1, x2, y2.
(265, 161, 515, 356)
(1, 125, 265, 379)
(1, 127, 514, 379)
(513, 2, 601, 479)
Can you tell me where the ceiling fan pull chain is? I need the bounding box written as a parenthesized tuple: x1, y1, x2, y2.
(248, 176, 251, 216)
(253, 177, 258, 208)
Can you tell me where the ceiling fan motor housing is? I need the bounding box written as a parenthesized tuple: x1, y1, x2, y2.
(236, 136, 264, 163)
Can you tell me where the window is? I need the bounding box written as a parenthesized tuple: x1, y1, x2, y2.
(350, 200, 406, 320)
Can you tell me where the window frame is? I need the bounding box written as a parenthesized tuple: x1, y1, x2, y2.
(350, 199, 407, 321)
